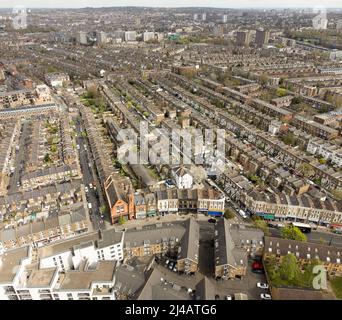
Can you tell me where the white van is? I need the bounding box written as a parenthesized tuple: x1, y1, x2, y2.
(239, 210, 247, 219)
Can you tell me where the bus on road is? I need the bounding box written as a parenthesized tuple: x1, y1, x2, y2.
(291, 222, 312, 233)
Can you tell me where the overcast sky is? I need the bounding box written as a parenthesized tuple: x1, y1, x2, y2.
(0, 0, 341, 9)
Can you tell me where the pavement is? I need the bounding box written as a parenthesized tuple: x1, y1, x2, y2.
(112, 213, 212, 231)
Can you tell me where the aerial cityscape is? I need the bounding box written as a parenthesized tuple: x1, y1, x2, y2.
(0, 2, 342, 304)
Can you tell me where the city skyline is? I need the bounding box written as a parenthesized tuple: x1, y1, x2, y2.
(0, 4, 342, 304)
(0, 0, 342, 9)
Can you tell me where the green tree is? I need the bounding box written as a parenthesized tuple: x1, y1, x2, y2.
(318, 158, 327, 164)
(282, 132, 297, 146)
(50, 144, 57, 153)
(281, 225, 307, 242)
(279, 253, 301, 283)
(118, 216, 125, 225)
(86, 86, 99, 99)
(276, 88, 287, 97)
(47, 66, 58, 73)
(299, 163, 315, 178)
(100, 205, 108, 216)
(259, 74, 269, 86)
(331, 188, 342, 201)
(44, 153, 51, 163)
(292, 96, 303, 105)
(253, 219, 270, 236)
(224, 208, 235, 220)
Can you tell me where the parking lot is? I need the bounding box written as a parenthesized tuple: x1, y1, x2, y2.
(215, 259, 268, 300)
(151, 219, 269, 300)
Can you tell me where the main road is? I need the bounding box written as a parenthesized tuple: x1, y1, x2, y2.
(270, 228, 342, 247)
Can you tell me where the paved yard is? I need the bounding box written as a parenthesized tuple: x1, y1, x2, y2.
(215, 260, 268, 300)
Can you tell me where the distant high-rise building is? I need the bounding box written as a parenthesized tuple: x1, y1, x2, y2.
(222, 14, 228, 23)
(202, 13, 206, 21)
(337, 19, 342, 30)
(312, 12, 328, 30)
(0, 68, 5, 81)
(255, 29, 270, 48)
(194, 13, 198, 21)
(76, 31, 88, 45)
(96, 31, 107, 44)
(114, 30, 124, 40)
(330, 49, 342, 61)
(213, 25, 224, 37)
(236, 30, 251, 47)
(124, 31, 137, 42)
(54, 32, 69, 43)
(143, 32, 155, 42)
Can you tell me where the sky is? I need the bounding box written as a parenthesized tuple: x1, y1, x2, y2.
(0, 0, 341, 9)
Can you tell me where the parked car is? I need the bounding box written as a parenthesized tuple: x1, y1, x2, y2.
(252, 269, 265, 274)
(257, 283, 269, 290)
(208, 218, 216, 223)
(215, 294, 220, 300)
(260, 293, 271, 300)
(252, 261, 264, 270)
(225, 295, 232, 300)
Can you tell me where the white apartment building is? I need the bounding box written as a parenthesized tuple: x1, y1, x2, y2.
(306, 138, 342, 167)
(143, 32, 155, 42)
(172, 166, 193, 189)
(38, 229, 124, 272)
(124, 31, 137, 42)
(0, 246, 117, 300)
